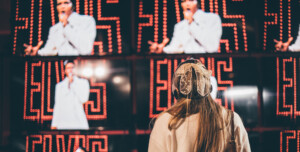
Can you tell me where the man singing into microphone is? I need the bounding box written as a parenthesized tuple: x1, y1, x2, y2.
(51, 60, 90, 130)
(24, 0, 96, 56)
(149, 0, 222, 54)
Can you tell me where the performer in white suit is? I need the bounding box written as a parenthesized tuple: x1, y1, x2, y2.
(51, 60, 90, 130)
(149, 0, 222, 54)
(24, 0, 96, 56)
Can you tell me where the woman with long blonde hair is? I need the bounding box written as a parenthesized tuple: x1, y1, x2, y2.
(148, 59, 251, 152)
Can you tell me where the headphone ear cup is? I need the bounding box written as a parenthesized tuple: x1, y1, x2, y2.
(173, 88, 180, 99)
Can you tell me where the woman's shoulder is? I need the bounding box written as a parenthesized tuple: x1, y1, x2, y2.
(155, 112, 172, 124)
(151, 112, 174, 133)
(150, 113, 172, 138)
(219, 108, 245, 128)
(233, 112, 244, 125)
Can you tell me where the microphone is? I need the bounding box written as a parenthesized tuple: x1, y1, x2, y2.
(184, 10, 192, 17)
(68, 72, 73, 89)
(60, 12, 66, 18)
(59, 12, 67, 26)
(68, 72, 73, 78)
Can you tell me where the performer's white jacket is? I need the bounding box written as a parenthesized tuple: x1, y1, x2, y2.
(38, 12, 96, 56)
(51, 76, 90, 130)
(289, 25, 300, 52)
(163, 10, 222, 54)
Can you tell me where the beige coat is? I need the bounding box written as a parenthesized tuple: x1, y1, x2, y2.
(148, 109, 251, 152)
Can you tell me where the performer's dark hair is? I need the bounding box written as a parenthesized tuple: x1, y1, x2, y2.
(64, 60, 74, 66)
(56, 0, 75, 11)
(70, 0, 75, 10)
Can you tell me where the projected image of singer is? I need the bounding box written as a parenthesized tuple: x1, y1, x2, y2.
(51, 60, 90, 130)
(148, 0, 222, 54)
(24, 0, 96, 56)
(274, 25, 300, 52)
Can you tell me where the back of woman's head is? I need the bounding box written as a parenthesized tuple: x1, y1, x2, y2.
(171, 59, 212, 100)
(167, 59, 229, 152)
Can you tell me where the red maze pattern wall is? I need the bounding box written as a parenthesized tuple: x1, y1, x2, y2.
(277, 57, 300, 119)
(26, 135, 108, 152)
(264, 0, 295, 51)
(24, 61, 107, 123)
(280, 130, 300, 152)
(13, 0, 123, 55)
(149, 58, 234, 118)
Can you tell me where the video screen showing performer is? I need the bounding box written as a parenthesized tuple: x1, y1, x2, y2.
(13, 59, 132, 131)
(148, 0, 222, 54)
(51, 60, 90, 130)
(23, 0, 96, 56)
(13, 0, 132, 56)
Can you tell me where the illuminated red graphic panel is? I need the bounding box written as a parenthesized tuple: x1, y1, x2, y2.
(26, 135, 108, 152)
(280, 130, 300, 152)
(12, 0, 123, 55)
(149, 58, 234, 118)
(276, 57, 300, 119)
(86, 81, 107, 120)
(218, 0, 248, 52)
(24, 61, 107, 124)
(263, 0, 296, 51)
(93, 0, 122, 55)
(137, 0, 248, 53)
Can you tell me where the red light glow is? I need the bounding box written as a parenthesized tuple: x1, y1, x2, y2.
(276, 57, 300, 119)
(26, 135, 108, 152)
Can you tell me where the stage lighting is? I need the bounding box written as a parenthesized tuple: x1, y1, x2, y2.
(224, 86, 258, 99)
(82, 67, 94, 78)
(95, 66, 108, 78)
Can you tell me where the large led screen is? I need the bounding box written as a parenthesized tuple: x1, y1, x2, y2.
(11, 59, 133, 131)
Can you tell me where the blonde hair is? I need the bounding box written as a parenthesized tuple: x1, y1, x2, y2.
(164, 95, 230, 152)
